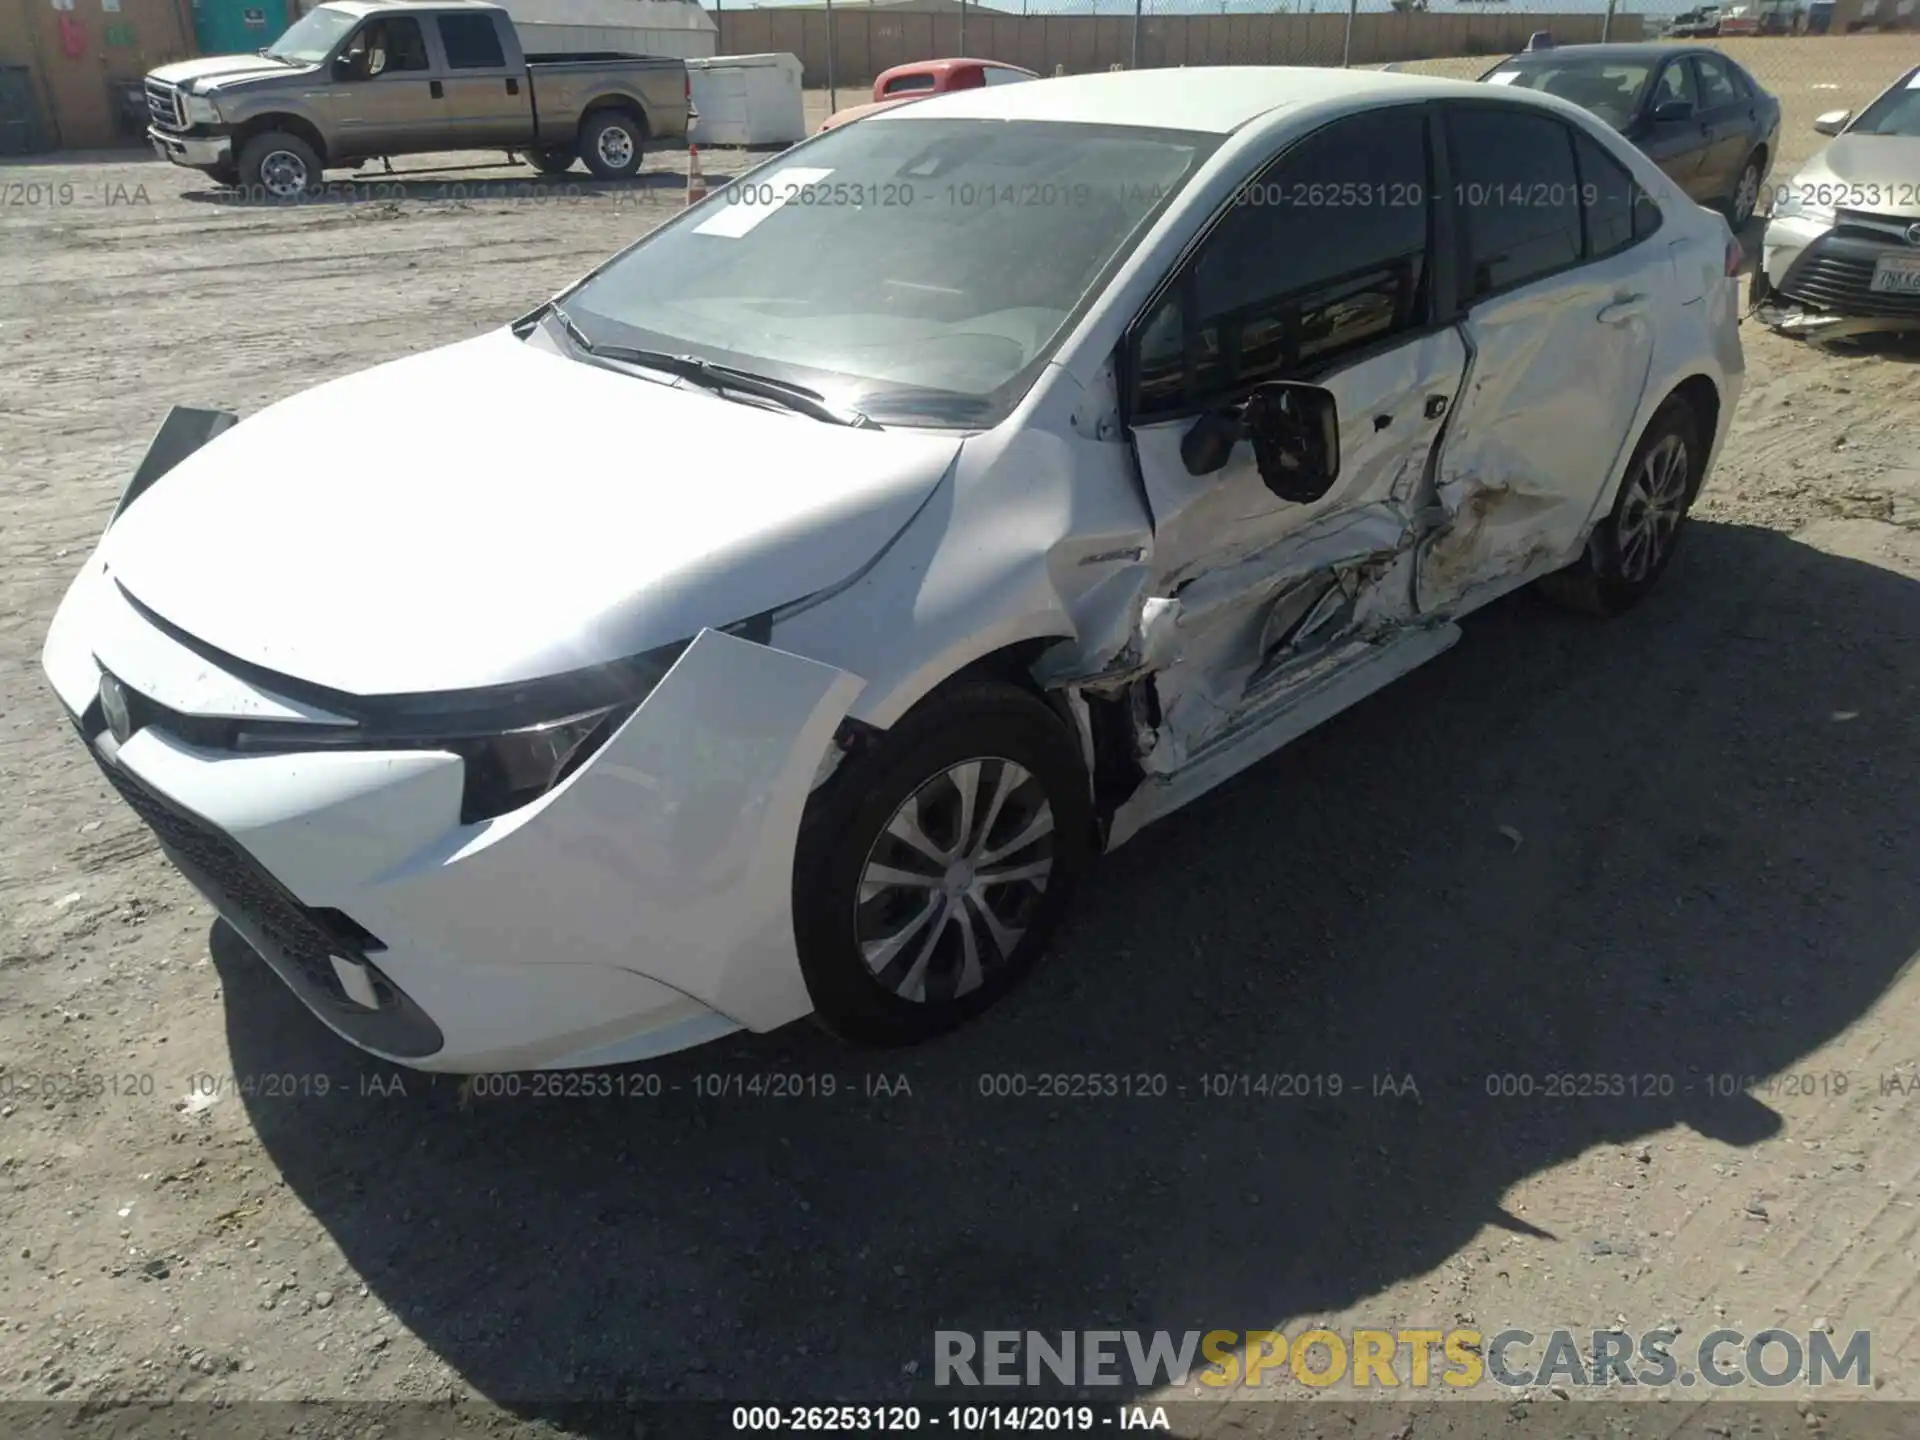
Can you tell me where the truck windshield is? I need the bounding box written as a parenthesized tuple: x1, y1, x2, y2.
(1850, 69, 1920, 136)
(266, 6, 357, 63)
(562, 117, 1218, 428)
(1486, 59, 1654, 129)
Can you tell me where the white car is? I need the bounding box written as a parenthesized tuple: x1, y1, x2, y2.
(1753, 64, 1920, 340)
(43, 67, 1746, 1074)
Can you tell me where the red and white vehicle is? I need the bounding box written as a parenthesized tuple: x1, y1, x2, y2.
(819, 57, 1038, 132)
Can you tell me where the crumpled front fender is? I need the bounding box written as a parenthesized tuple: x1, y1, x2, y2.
(363, 628, 868, 1038)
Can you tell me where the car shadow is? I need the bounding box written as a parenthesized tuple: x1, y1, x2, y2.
(176, 166, 717, 209)
(216, 519, 1920, 1420)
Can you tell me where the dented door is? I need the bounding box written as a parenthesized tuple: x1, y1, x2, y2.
(1416, 105, 1666, 616)
(1121, 105, 1465, 769)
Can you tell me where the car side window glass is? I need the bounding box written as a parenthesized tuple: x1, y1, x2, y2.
(982, 66, 1028, 86)
(1133, 107, 1431, 421)
(1694, 55, 1741, 109)
(1572, 128, 1662, 257)
(361, 17, 430, 75)
(438, 14, 506, 70)
(883, 74, 934, 95)
(1651, 60, 1697, 110)
(1449, 107, 1583, 298)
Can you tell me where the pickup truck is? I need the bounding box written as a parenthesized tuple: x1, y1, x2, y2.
(143, 0, 692, 194)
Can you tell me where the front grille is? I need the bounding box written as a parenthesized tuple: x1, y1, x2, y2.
(145, 80, 184, 133)
(1780, 233, 1920, 319)
(88, 745, 366, 1004)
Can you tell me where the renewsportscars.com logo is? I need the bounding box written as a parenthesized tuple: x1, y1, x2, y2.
(933, 1328, 1873, 1391)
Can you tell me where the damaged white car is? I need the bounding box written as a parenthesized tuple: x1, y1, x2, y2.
(43, 68, 1745, 1074)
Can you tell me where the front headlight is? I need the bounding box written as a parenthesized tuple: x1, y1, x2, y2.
(451, 705, 634, 824)
(226, 643, 690, 822)
(1770, 180, 1836, 227)
(183, 93, 221, 126)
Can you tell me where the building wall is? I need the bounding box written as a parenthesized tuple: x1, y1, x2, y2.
(711, 8, 1643, 88)
(0, 0, 211, 150)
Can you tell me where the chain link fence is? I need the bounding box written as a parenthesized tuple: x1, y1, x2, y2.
(711, 0, 1920, 173)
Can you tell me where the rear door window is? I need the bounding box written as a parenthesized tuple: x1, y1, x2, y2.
(1447, 106, 1583, 298)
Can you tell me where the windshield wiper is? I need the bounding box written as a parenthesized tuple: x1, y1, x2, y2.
(542, 302, 881, 430)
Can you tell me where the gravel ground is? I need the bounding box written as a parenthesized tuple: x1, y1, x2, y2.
(1, 37, 1918, 1438)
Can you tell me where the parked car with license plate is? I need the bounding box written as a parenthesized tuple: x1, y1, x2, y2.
(45, 68, 1744, 1073)
(1480, 43, 1780, 228)
(1752, 65, 1920, 338)
(818, 57, 1037, 132)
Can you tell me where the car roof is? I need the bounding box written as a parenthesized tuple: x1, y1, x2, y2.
(1497, 42, 1712, 63)
(882, 65, 1510, 135)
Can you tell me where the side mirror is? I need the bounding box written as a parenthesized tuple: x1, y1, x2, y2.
(1651, 99, 1694, 124)
(332, 53, 358, 80)
(1813, 109, 1850, 136)
(1245, 383, 1340, 503)
(1178, 382, 1341, 503)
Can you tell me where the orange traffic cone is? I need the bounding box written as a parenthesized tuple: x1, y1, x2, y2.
(685, 144, 708, 207)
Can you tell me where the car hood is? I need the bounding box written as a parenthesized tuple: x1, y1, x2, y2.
(1798, 134, 1920, 218)
(148, 55, 307, 92)
(100, 329, 963, 697)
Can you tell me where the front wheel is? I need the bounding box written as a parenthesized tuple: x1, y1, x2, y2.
(578, 109, 646, 179)
(792, 680, 1096, 1046)
(237, 131, 322, 198)
(1536, 396, 1702, 617)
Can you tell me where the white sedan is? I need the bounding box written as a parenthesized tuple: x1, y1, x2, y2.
(43, 67, 1746, 1073)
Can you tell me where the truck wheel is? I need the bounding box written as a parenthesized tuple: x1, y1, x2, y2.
(524, 146, 577, 176)
(238, 132, 322, 199)
(579, 108, 646, 180)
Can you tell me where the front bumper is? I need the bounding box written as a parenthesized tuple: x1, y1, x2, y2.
(43, 555, 864, 1073)
(147, 125, 232, 170)
(1753, 209, 1920, 336)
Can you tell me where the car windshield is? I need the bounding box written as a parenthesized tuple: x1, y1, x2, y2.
(1485, 59, 1654, 129)
(1849, 69, 1920, 136)
(266, 5, 357, 63)
(562, 117, 1218, 427)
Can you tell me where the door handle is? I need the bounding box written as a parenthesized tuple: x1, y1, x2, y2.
(429, 79, 444, 99)
(506, 77, 519, 96)
(1598, 294, 1647, 325)
(1423, 394, 1448, 420)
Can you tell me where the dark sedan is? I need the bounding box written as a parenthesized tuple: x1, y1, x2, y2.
(1479, 43, 1782, 228)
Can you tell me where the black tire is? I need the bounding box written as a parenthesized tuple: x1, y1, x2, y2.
(791, 680, 1097, 1047)
(237, 131, 322, 198)
(1725, 151, 1764, 229)
(578, 108, 646, 180)
(524, 145, 577, 176)
(1536, 396, 1703, 617)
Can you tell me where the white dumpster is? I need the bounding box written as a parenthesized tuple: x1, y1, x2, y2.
(686, 53, 806, 148)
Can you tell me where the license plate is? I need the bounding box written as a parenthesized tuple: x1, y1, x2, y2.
(1870, 253, 1920, 295)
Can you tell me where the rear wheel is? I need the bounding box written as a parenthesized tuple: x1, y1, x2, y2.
(578, 108, 646, 179)
(792, 681, 1096, 1046)
(1537, 396, 1702, 617)
(523, 145, 577, 176)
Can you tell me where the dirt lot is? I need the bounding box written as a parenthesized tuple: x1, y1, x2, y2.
(1, 33, 1918, 1438)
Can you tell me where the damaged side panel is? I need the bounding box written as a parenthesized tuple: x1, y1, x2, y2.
(1062, 325, 1468, 783)
(1416, 250, 1664, 617)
